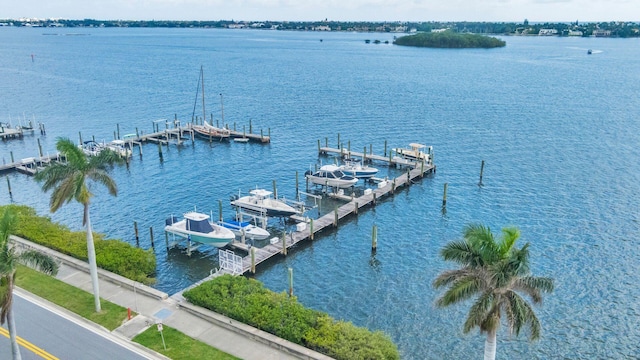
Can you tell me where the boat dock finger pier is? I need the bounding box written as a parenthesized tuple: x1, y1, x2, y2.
(225, 141, 435, 275)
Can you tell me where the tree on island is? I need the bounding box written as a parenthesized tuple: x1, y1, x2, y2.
(34, 137, 123, 312)
(433, 224, 554, 360)
(394, 31, 506, 48)
(0, 207, 59, 360)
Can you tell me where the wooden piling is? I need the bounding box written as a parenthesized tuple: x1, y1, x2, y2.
(37, 138, 43, 158)
(479, 160, 485, 186)
(149, 226, 155, 249)
(384, 140, 387, 156)
(334, 207, 338, 227)
(372, 192, 377, 206)
(134, 221, 139, 247)
(282, 231, 287, 255)
(6, 177, 12, 196)
(218, 200, 223, 222)
(10, 151, 14, 163)
(288, 267, 293, 297)
(136, 127, 139, 138)
(117, 123, 120, 139)
(354, 202, 358, 215)
(442, 183, 448, 207)
(79, 131, 83, 145)
(295, 171, 299, 196)
(310, 218, 314, 240)
(337, 133, 340, 148)
(113, 131, 117, 141)
(164, 232, 169, 249)
(317, 139, 321, 153)
(371, 224, 378, 253)
(249, 119, 252, 134)
(272, 179, 277, 199)
(363, 146, 367, 162)
(250, 247, 256, 273)
(325, 137, 328, 148)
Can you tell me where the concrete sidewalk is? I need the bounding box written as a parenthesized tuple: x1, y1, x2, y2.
(12, 236, 332, 360)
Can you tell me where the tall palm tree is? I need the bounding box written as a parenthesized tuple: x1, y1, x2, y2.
(1, 207, 59, 360)
(34, 137, 122, 312)
(433, 224, 554, 360)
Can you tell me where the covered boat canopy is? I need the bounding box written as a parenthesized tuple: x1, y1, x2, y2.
(184, 212, 214, 233)
(249, 189, 273, 199)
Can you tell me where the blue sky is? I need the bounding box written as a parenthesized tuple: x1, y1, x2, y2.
(3, 0, 637, 22)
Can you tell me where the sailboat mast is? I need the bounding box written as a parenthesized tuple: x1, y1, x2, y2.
(201, 66, 206, 124)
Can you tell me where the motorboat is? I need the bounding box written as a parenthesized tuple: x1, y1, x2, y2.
(587, 49, 592, 55)
(104, 139, 132, 158)
(393, 143, 431, 162)
(305, 165, 359, 188)
(231, 189, 300, 217)
(219, 219, 270, 240)
(337, 158, 379, 179)
(165, 211, 235, 248)
(79, 140, 103, 156)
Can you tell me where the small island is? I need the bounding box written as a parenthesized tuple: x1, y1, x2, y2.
(394, 31, 506, 48)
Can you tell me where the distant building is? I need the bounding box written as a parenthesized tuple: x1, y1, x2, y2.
(432, 28, 448, 33)
(592, 29, 611, 37)
(538, 29, 558, 36)
(228, 23, 246, 29)
(313, 25, 331, 31)
(568, 30, 583, 36)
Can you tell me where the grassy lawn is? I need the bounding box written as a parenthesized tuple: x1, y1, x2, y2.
(133, 326, 240, 360)
(15, 265, 130, 331)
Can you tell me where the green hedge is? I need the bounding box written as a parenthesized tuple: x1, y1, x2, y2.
(1, 204, 156, 284)
(183, 275, 399, 360)
(394, 31, 506, 48)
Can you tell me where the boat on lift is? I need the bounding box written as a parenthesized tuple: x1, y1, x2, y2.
(104, 139, 132, 158)
(337, 158, 379, 179)
(165, 211, 235, 248)
(306, 165, 359, 188)
(230, 189, 300, 217)
(220, 212, 270, 240)
(393, 143, 431, 162)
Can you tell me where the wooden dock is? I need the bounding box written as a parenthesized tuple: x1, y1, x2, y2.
(234, 163, 434, 274)
(319, 146, 420, 167)
(0, 153, 65, 175)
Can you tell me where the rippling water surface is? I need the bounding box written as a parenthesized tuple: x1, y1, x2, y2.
(2, 28, 640, 358)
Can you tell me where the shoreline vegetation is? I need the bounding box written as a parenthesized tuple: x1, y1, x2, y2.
(1, 204, 156, 284)
(394, 31, 506, 48)
(0, 18, 638, 38)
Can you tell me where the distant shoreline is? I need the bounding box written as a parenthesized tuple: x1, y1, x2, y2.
(1, 19, 639, 38)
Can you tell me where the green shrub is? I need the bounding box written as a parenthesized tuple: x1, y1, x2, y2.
(1, 204, 156, 284)
(183, 275, 399, 359)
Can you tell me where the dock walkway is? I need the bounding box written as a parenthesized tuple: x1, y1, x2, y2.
(236, 163, 434, 274)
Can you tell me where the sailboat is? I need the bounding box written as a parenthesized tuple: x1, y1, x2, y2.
(191, 66, 231, 140)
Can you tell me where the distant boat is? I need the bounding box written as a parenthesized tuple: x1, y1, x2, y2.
(231, 189, 300, 217)
(104, 139, 132, 158)
(192, 121, 231, 140)
(79, 140, 103, 156)
(336, 158, 379, 179)
(165, 211, 235, 248)
(306, 166, 359, 188)
(219, 217, 270, 240)
(393, 143, 431, 162)
(587, 49, 592, 55)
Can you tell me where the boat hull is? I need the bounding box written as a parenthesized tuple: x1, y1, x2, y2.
(230, 200, 298, 217)
(164, 222, 235, 248)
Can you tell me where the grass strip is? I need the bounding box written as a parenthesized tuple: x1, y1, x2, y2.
(14, 265, 130, 331)
(133, 325, 240, 360)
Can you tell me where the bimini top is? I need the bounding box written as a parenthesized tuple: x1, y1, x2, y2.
(249, 189, 273, 198)
(409, 143, 427, 149)
(183, 211, 214, 233)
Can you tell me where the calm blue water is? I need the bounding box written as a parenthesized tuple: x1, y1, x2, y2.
(2, 27, 640, 359)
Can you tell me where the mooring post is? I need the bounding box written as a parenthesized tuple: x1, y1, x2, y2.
(117, 123, 120, 139)
(334, 207, 338, 227)
(442, 183, 448, 207)
(135, 127, 139, 138)
(479, 160, 485, 186)
(384, 140, 387, 156)
(134, 221, 139, 247)
(317, 139, 321, 154)
(407, 168, 411, 183)
(282, 231, 287, 255)
(363, 146, 367, 162)
(261, 129, 264, 140)
(354, 201, 358, 215)
(388, 150, 393, 164)
(373, 192, 377, 206)
(310, 218, 314, 240)
(249, 119, 253, 134)
(288, 267, 293, 297)
(268, 128, 271, 139)
(250, 247, 256, 273)
(37, 138, 43, 158)
(164, 232, 169, 250)
(10, 151, 14, 163)
(392, 179, 396, 194)
(272, 179, 277, 199)
(6, 177, 12, 196)
(369, 143, 372, 158)
(113, 131, 117, 141)
(371, 224, 378, 253)
(421, 160, 425, 177)
(79, 131, 83, 145)
(295, 171, 299, 196)
(337, 133, 340, 148)
(149, 226, 155, 249)
(218, 200, 223, 222)
(157, 141, 163, 161)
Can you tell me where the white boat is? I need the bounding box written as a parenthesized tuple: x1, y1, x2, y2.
(79, 140, 103, 156)
(337, 158, 379, 179)
(231, 189, 300, 217)
(165, 211, 236, 248)
(306, 166, 359, 188)
(219, 219, 270, 240)
(193, 121, 231, 140)
(104, 139, 132, 158)
(393, 143, 431, 162)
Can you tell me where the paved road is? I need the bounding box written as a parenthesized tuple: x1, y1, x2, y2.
(1, 291, 156, 360)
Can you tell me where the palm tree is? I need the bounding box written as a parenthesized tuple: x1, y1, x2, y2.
(433, 224, 554, 360)
(34, 137, 122, 312)
(1, 207, 59, 360)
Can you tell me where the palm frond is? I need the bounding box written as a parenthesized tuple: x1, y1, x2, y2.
(56, 137, 87, 167)
(440, 240, 485, 267)
(462, 291, 494, 333)
(435, 275, 483, 307)
(18, 250, 59, 276)
(433, 268, 473, 288)
(504, 290, 541, 340)
(87, 168, 118, 197)
(513, 276, 555, 303)
(498, 227, 520, 256)
(463, 223, 500, 265)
